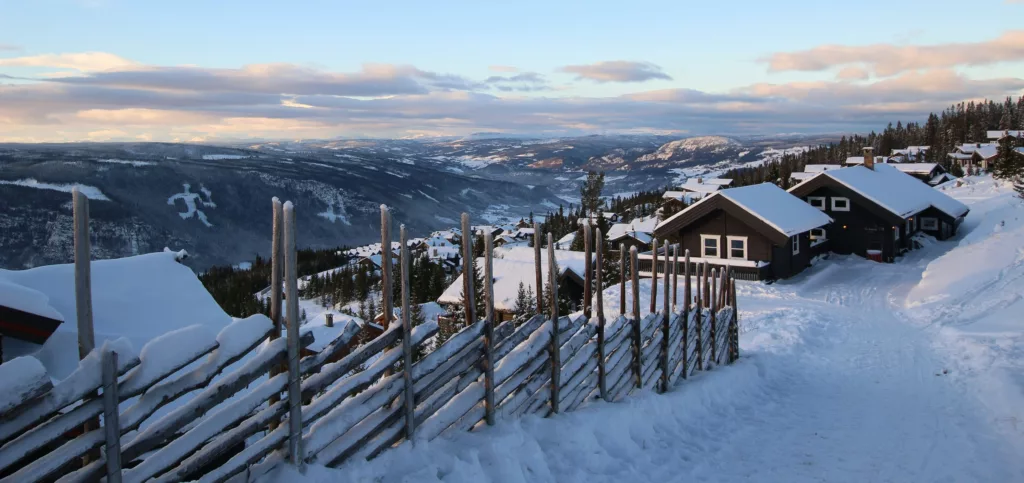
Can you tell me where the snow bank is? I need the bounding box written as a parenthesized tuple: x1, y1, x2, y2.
(0, 178, 110, 201)
(0, 251, 231, 379)
(0, 356, 49, 415)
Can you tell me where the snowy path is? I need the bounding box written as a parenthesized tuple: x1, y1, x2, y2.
(264, 179, 1024, 482)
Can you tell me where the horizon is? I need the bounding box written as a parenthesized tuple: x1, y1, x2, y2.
(1, 0, 1023, 142)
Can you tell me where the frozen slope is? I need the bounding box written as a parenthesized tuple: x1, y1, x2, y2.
(264, 175, 1024, 483)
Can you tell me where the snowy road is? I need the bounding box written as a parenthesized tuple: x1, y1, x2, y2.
(266, 176, 1024, 483)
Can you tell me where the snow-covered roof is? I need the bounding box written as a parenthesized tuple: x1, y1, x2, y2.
(799, 164, 969, 220)
(609, 230, 653, 245)
(889, 163, 939, 175)
(987, 130, 1024, 140)
(1015, 147, 1024, 156)
(718, 183, 833, 237)
(0, 278, 64, 322)
(493, 246, 592, 276)
(790, 172, 817, 181)
(0, 251, 232, 379)
(803, 164, 843, 173)
(663, 191, 686, 201)
(956, 143, 998, 159)
(890, 146, 929, 156)
(438, 253, 590, 312)
(303, 312, 361, 353)
(555, 232, 576, 249)
(947, 152, 974, 160)
(679, 183, 721, 194)
(844, 156, 887, 165)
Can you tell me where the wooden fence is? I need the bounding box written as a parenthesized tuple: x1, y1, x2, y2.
(0, 198, 740, 483)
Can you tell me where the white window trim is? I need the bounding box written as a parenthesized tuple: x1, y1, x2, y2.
(700, 234, 720, 259)
(726, 236, 748, 260)
(831, 197, 851, 212)
(791, 235, 800, 255)
(894, 227, 900, 241)
(809, 228, 826, 240)
(921, 217, 938, 230)
(807, 196, 826, 211)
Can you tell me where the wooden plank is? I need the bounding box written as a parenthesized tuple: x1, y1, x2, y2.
(630, 247, 641, 390)
(0, 361, 52, 420)
(483, 231, 496, 427)
(413, 317, 523, 404)
(283, 201, 304, 469)
(72, 188, 98, 465)
(302, 324, 403, 400)
(649, 239, 658, 315)
(661, 239, 671, 393)
(534, 222, 544, 315)
(595, 228, 607, 401)
(400, 225, 417, 439)
(269, 197, 284, 431)
(672, 245, 679, 309)
(547, 235, 560, 415)
(619, 243, 626, 316)
(583, 220, 592, 318)
(461, 213, 476, 328)
(101, 350, 122, 483)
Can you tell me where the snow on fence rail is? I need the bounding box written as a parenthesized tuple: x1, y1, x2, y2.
(0, 200, 740, 483)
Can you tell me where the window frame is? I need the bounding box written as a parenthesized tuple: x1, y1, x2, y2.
(700, 234, 721, 259)
(920, 217, 938, 230)
(726, 236, 748, 260)
(809, 228, 827, 240)
(791, 235, 800, 255)
(807, 196, 826, 211)
(831, 197, 851, 212)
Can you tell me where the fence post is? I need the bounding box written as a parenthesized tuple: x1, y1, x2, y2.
(382, 205, 394, 329)
(672, 245, 679, 310)
(630, 247, 641, 390)
(460, 214, 476, 328)
(619, 243, 626, 317)
(399, 225, 417, 438)
(595, 229, 607, 401)
(101, 349, 122, 483)
(534, 222, 544, 316)
(661, 240, 670, 393)
(730, 273, 739, 363)
(483, 232, 496, 426)
(547, 233, 561, 414)
(710, 269, 718, 365)
(269, 198, 284, 430)
(682, 249, 690, 379)
(649, 239, 658, 315)
(73, 187, 99, 464)
(282, 202, 304, 471)
(583, 220, 592, 319)
(695, 262, 703, 371)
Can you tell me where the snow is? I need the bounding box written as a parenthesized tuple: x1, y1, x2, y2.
(167, 183, 216, 227)
(802, 164, 842, 173)
(889, 163, 939, 175)
(493, 246, 592, 277)
(262, 176, 1024, 483)
(96, 159, 155, 167)
(202, 154, 247, 160)
(987, 130, 1024, 139)
(0, 178, 110, 201)
(956, 142, 999, 159)
(0, 356, 48, 415)
(807, 164, 970, 220)
(0, 277, 64, 321)
(0, 251, 232, 379)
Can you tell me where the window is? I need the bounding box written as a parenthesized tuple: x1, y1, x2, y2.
(808, 196, 826, 211)
(791, 235, 800, 255)
(894, 227, 900, 241)
(727, 236, 747, 260)
(810, 228, 826, 240)
(921, 217, 938, 230)
(701, 234, 720, 258)
(906, 220, 912, 234)
(831, 197, 851, 211)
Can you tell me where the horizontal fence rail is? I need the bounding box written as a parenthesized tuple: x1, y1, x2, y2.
(0, 200, 741, 483)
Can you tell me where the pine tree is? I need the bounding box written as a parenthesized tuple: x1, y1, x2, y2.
(409, 302, 428, 361)
(512, 281, 536, 321)
(993, 137, 1023, 180)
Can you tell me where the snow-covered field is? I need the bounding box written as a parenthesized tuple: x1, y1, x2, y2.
(264, 175, 1024, 482)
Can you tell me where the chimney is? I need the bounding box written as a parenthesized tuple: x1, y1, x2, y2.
(863, 147, 874, 170)
(326, 313, 334, 328)
(697, 176, 703, 184)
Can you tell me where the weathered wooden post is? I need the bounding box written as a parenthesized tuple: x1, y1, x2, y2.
(672, 246, 679, 309)
(483, 232, 496, 426)
(695, 262, 704, 371)
(73, 187, 98, 464)
(583, 221, 593, 318)
(283, 202, 304, 471)
(710, 269, 718, 364)
(595, 229, 608, 401)
(630, 246, 641, 390)
(547, 233, 561, 414)
(660, 240, 670, 393)
(382, 206, 394, 329)
(399, 225, 417, 438)
(461, 214, 476, 327)
(682, 249, 691, 379)
(649, 239, 658, 316)
(101, 349, 122, 483)
(534, 222, 544, 316)
(730, 273, 739, 363)
(269, 198, 284, 430)
(619, 243, 626, 316)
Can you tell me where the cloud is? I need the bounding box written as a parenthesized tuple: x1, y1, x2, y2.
(558, 61, 672, 83)
(836, 66, 870, 81)
(0, 52, 137, 72)
(766, 30, 1024, 77)
(484, 72, 550, 92)
(0, 44, 23, 52)
(488, 65, 519, 73)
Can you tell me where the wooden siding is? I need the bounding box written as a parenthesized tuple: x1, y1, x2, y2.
(790, 181, 907, 262)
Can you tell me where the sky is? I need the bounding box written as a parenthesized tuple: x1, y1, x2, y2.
(0, 0, 1022, 142)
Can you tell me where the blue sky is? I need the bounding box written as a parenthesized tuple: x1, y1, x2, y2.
(1, 0, 1022, 141)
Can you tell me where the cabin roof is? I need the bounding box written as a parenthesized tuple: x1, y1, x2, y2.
(655, 182, 832, 244)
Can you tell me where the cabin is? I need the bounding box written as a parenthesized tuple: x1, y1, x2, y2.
(888, 146, 930, 162)
(948, 143, 998, 172)
(437, 249, 592, 321)
(0, 279, 65, 361)
(888, 163, 954, 186)
(608, 229, 653, 253)
(789, 148, 969, 262)
(652, 182, 832, 281)
(987, 130, 1024, 141)
(675, 177, 727, 201)
(843, 155, 888, 167)
(554, 232, 576, 250)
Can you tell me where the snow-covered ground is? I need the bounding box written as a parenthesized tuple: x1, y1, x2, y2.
(263, 175, 1024, 482)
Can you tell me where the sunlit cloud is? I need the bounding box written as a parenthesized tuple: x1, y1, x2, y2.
(558, 61, 672, 83)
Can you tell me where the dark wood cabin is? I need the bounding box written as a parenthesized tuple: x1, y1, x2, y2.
(609, 231, 652, 254)
(653, 182, 832, 281)
(788, 153, 969, 262)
